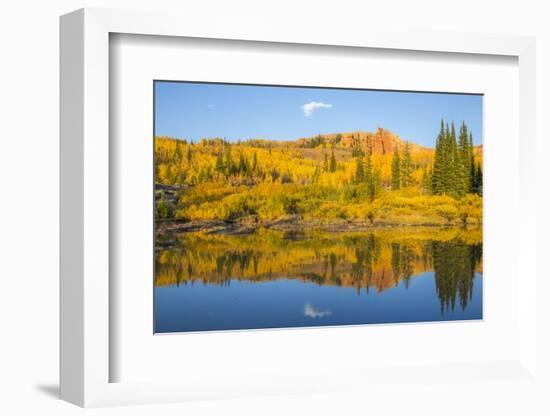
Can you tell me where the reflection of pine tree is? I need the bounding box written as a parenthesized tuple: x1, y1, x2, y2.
(401, 246, 414, 289)
(391, 243, 401, 286)
(330, 253, 337, 280)
(431, 240, 481, 314)
(156, 233, 481, 313)
(349, 234, 379, 294)
(390, 243, 415, 288)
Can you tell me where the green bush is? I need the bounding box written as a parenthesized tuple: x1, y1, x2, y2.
(156, 199, 175, 220)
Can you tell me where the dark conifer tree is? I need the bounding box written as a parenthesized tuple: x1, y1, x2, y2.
(312, 165, 320, 183)
(214, 152, 224, 174)
(223, 145, 234, 177)
(238, 153, 249, 175)
(322, 152, 328, 172)
(422, 166, 432, 193)
(469, 132, 476, 192)
(431, 119, 477, 197)
(443, 123, 455, 195)
(457, 122, 470, 196)
(401, 141, 413, 187)
(329, 149, 337, 172)
(364, 152, 375, 200)
(391, 146, 401, 190)
(175, 139, 182, 160)
(252, 151, 258, 173)
(432, 119, 445, 194)
(371, 168, 381, 200)
(186, 144, 193, 165)
(354, 155, 364, 183)
(473, 163, 483, 195)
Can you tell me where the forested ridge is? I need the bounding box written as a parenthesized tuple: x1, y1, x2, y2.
(155, 120, 482, 228)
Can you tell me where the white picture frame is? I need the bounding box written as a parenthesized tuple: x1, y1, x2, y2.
(60, 7, 538, 408)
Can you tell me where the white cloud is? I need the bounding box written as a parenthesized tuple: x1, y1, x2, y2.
(301, 101, 332, 117)
(206, 104, 214, 108)
(303, 303, 332, 318)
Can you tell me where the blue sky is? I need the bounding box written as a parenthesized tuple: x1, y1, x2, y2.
(154, 81, 483, 147)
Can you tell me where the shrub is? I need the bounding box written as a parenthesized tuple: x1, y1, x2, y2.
(435, 204, 458, 224)
(458, 194, 482, 225)
(156, 199, 175, 220)
(366, 207, 377, 225)
(315, 202, 349, 220)
(217, 193, 259, 221)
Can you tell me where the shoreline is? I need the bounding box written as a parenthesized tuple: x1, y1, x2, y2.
(156, 217, 478, 236)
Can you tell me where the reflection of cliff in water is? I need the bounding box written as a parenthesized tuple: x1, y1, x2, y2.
(155, 228, 482, 314)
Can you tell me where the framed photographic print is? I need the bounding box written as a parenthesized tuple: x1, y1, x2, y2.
(153, 81, 484, 334)
(60, 8, 539, 408)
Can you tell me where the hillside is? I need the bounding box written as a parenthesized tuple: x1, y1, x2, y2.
(185, 127, 481, 168)
(297, 127, 431, 155)
(154, 124, 483, 230)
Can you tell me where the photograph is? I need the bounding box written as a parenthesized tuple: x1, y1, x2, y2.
(153, 81, 483, 333)
(2, 1, 544, 412)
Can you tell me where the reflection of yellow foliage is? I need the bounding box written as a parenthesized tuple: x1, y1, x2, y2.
(155, 227, 482, 295)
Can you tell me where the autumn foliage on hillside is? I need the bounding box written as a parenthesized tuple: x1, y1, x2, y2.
(155, 123, 482, 226)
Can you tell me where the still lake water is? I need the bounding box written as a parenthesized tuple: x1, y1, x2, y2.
(154, 227, 482, 333)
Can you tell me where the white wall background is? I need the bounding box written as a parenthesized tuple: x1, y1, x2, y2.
(0, 1, 548, 415)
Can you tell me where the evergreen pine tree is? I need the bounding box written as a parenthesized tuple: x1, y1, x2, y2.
(214, 152, 224, 174)
(370, 168, 381, 201)
(354, 155, 364, 183)
(401, 141, 413, 187)
(432, 119, 445, 194)
(238, 153, 248, 175)
(431, 119, 478, 198)
(391, 146, 401, 190)
(186, 144, 193, 165)
(175, 140, 182, 160)
(473, 162, 483, 195)
(477, 164, 483, 196)
(364, 152, 375, 200)
(329, 149, 337, 172)
(442, 123, 453, 194)
(323, 152, 329, 172)
(313, 165, 320, 183)
(469, 132, 476, 192)
(252, 151, 258, 174)
(456, 122, 470, 196)
(365, 151, 372, 183)
(422, 166, 432, 193)
(449, 122, 459, 196)
(223, 145, 234, 176)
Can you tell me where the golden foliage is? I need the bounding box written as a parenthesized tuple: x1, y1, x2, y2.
(155, 136, 483, 225)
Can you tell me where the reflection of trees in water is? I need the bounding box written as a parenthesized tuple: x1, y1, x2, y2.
(391, 242, 415, 289)
(350, 234, 379, 294)
(155, 231, 482, 313)
(431, 240, 482, 314)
